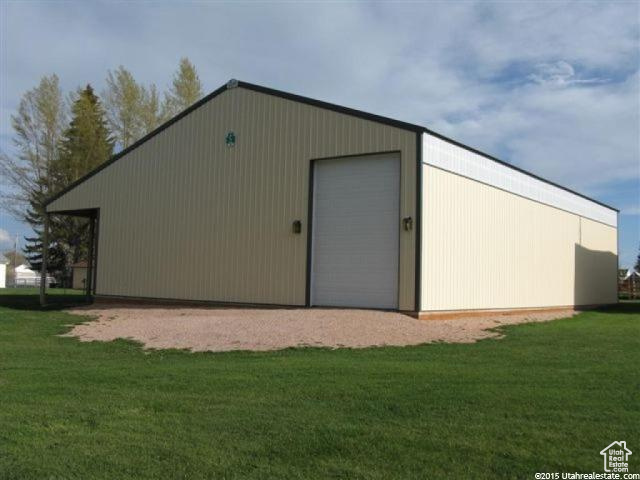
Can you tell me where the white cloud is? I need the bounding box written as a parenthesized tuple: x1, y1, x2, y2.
(528, 61, 605, 86)
(622, 205, 640, 216)
(0, 228, 11, 246)
(1, 3, 638, 194)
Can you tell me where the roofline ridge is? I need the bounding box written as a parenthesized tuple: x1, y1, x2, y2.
(44, 79, 617, 213)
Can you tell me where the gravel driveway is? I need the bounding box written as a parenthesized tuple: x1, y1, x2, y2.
(62, 305, 576, 352)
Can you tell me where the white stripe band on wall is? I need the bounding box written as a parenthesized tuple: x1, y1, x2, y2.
(422, 133, 617, 228)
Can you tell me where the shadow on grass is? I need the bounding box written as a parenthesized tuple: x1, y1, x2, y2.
(594, 301, 640, 316)
(0, 292, 91, 311)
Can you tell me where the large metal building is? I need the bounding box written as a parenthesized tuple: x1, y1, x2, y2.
(45, 80, 618, 315)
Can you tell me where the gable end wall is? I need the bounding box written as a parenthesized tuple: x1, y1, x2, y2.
(47, 88, 418, 308)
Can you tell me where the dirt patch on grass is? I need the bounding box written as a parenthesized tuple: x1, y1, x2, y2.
(61, 305, 577, 352)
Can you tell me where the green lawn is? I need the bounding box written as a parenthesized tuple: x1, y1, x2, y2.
(0, 289, 638, 479)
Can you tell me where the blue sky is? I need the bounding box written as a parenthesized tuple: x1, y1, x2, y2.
(0, 1, 638, 267)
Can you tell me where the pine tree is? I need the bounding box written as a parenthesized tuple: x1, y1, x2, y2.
(24, 85, 113, 280)
(635, 244, 640, 273)
(55, 85, 113, 270)
(22, 178, 66, 274)
(56, 85, 113, 185)
(162, 58, 203, 118)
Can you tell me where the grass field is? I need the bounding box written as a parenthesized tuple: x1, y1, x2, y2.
(0, 288, 638, 479)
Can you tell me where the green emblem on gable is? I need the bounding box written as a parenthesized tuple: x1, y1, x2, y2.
(225, 131, 236, 147)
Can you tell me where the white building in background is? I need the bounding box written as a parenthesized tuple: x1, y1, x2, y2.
(15, 264, 37, 286)
(14, 264, 55, 287)
(0, 255, 7, 288)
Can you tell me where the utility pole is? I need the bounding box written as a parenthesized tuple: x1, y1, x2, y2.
(39, 215, 49, 307)
(13, 234, 18, 287)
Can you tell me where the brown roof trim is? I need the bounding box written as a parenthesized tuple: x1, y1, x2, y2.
(237, 81, 424, 133)
(45, 79, 618, 213)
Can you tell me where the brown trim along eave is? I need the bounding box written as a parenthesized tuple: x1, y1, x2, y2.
(44, 84, 229, 208)
(237, 81, 425, 134)
(45, 79, 617, 214)
(44, 81, 423, 209)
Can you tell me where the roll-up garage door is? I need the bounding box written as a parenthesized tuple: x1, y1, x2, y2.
(310, 153, 400, 309)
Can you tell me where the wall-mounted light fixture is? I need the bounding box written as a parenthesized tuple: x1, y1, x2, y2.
(292, 220, 302, 234)
(403, 217, 413, 231)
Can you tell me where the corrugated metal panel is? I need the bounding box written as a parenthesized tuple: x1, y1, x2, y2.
(423, 133, 617, 227)
(421, 165, 618, 311)
(47, 87, 417, 309)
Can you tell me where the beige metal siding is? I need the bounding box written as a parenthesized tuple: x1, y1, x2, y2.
(421, 165, 618, 311)
(47, 87, 417, 309)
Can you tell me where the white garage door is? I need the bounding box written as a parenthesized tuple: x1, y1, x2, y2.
(310, 153, 400, 309)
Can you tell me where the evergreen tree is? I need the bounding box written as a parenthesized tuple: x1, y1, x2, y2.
(635, 244, 640, 273)
(24, 85, 113, 279)
(22, 178, 66, 274)
(54, 85, 113, 270)
(56, 85, 113, 184)
(162, 58, 203, 118)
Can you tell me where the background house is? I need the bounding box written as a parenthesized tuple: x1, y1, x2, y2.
(0, 254, 7, 289)
(14, 264, 55, 287)
(619, 269, 639, 299)
(71, 261, 88, 290)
